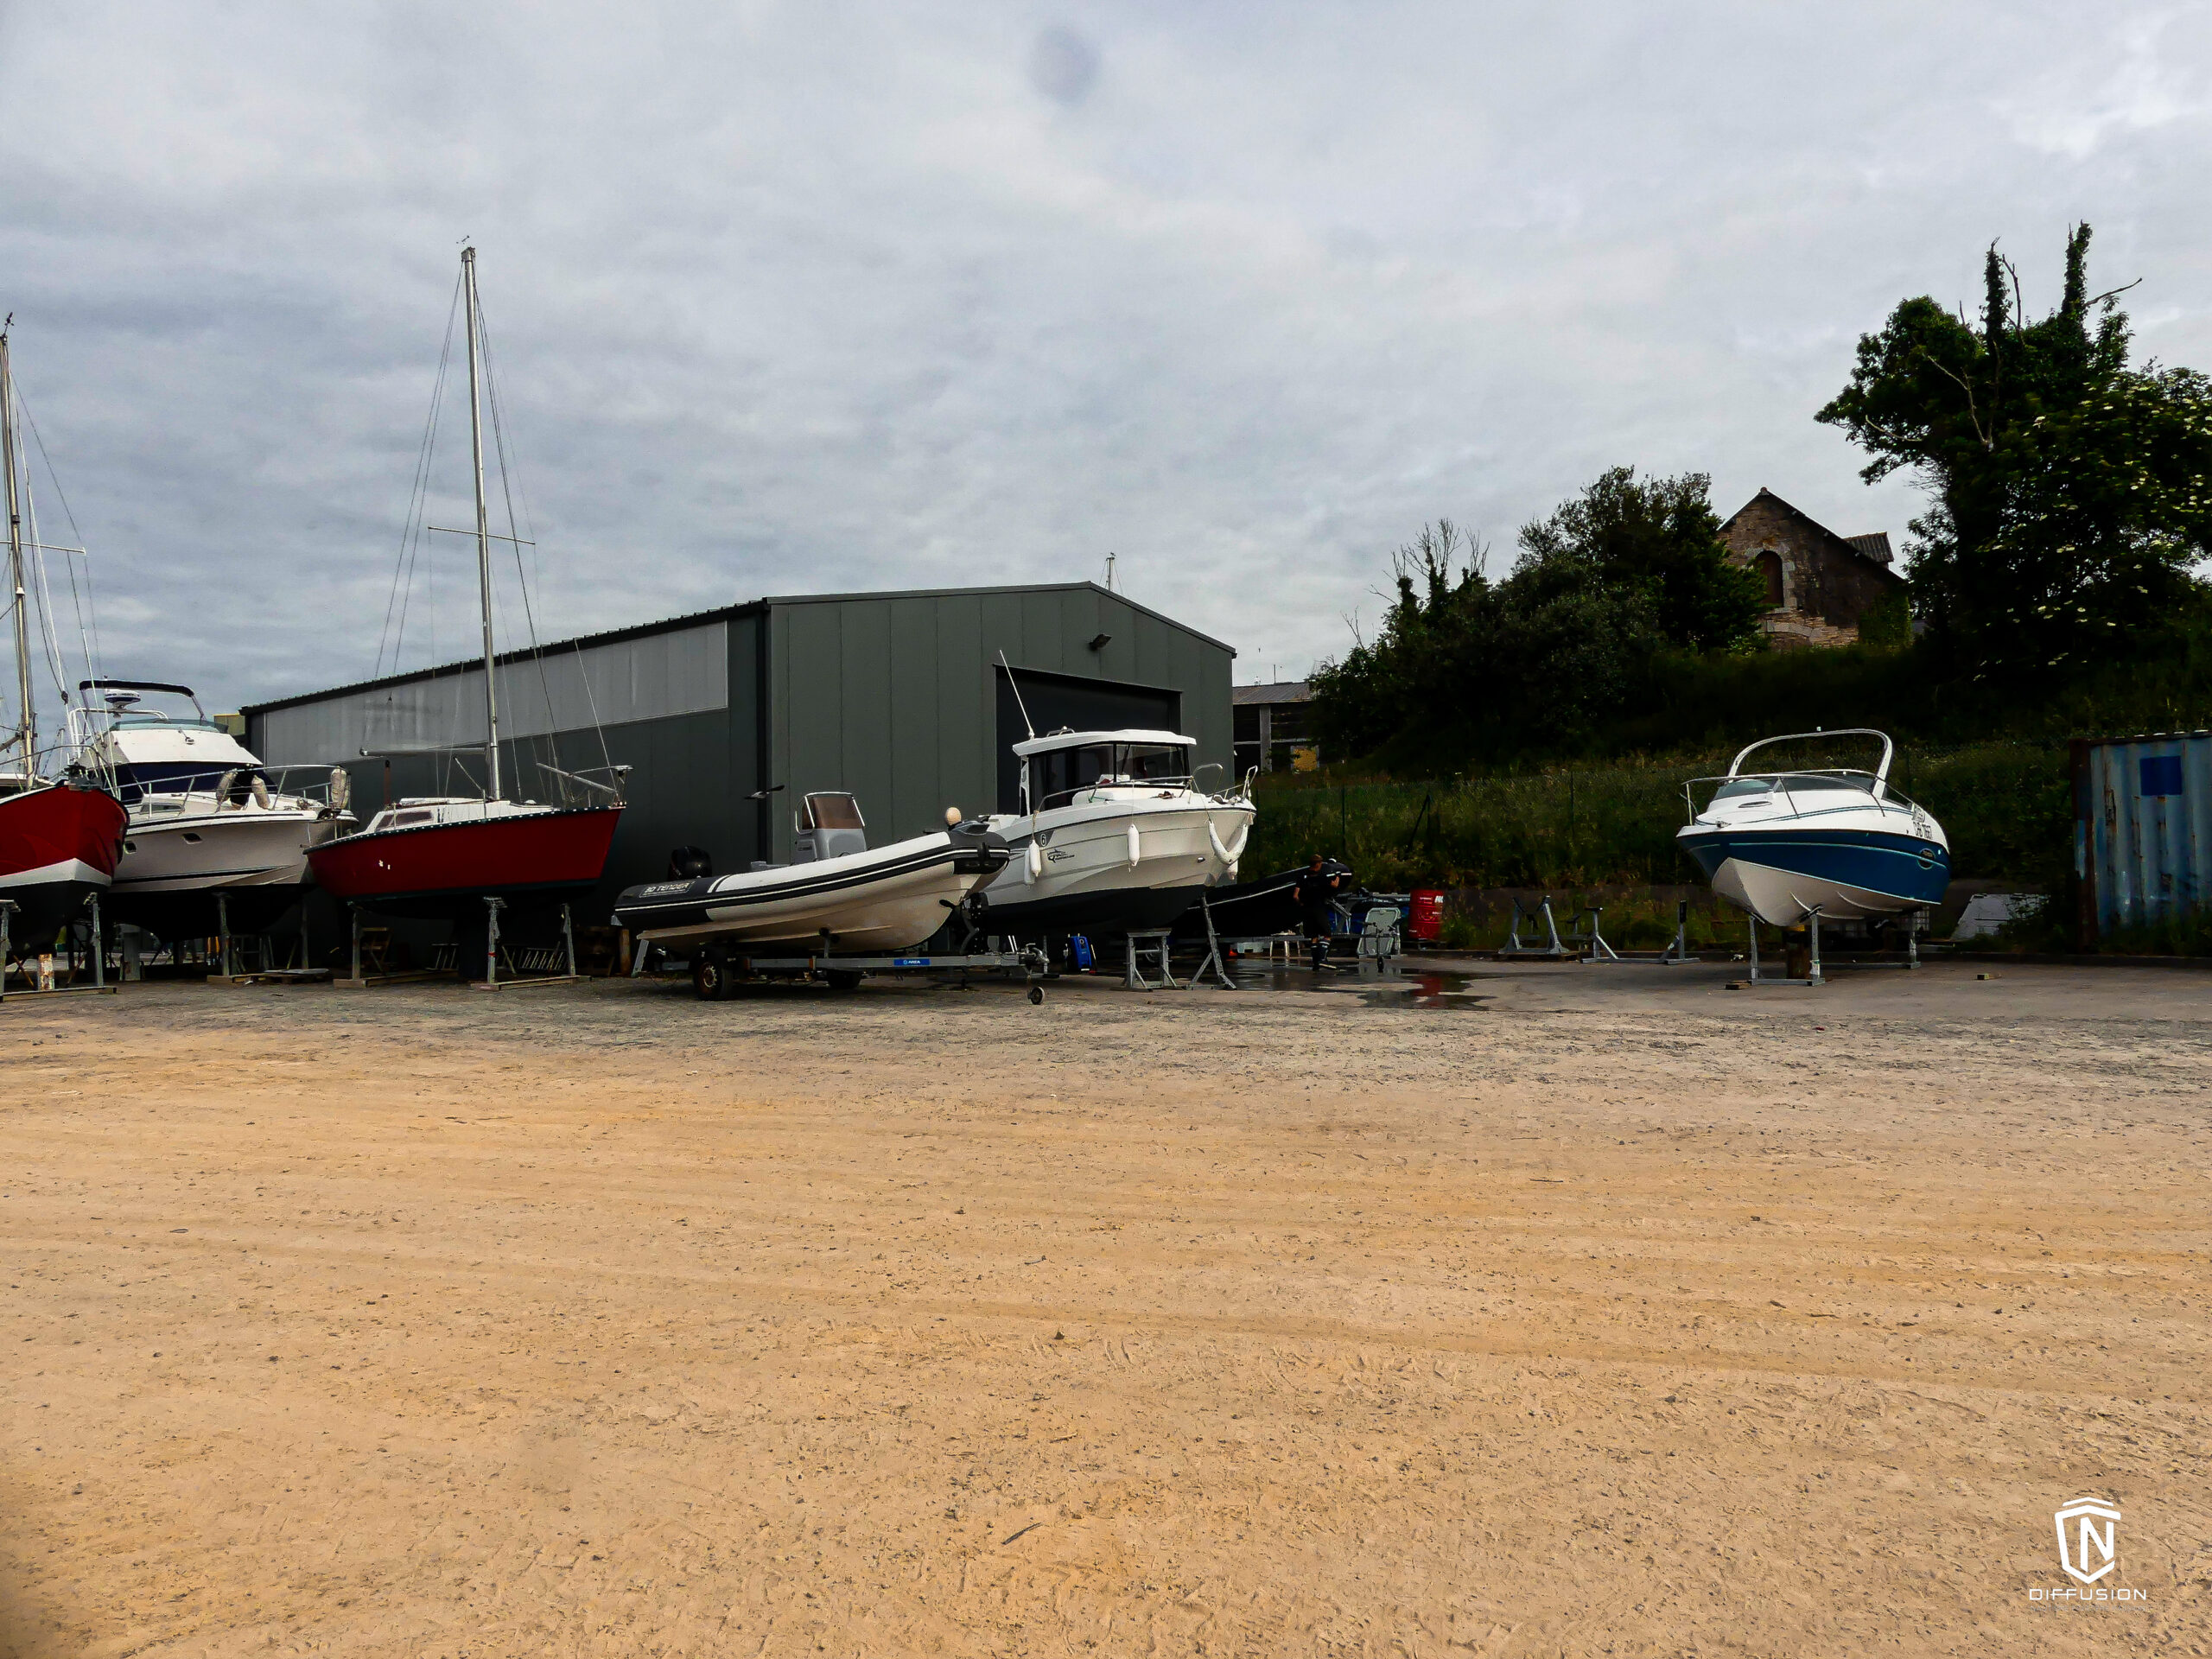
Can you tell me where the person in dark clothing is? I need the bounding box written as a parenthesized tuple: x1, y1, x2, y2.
(1294, 854, 1342, 969)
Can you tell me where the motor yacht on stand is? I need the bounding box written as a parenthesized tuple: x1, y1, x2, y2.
(1676, 729, 1949, 928)
(306, 245, 626, 953)
(73, 681, 353, 938)
(979, 726, 1255, 940)
(613, 791, 1010, 996)
(0, 326, 127, 950)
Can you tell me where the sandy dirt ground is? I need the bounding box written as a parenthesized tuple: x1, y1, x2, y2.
(2, 957, 2208, 1656)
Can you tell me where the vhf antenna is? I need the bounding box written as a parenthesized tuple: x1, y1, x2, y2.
(996, 650, 1035, 740)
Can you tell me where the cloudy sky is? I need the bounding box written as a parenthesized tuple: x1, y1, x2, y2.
(2, 2, 2207, 720)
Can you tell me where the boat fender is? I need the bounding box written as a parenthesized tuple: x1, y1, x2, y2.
(1127, 823, 1141, 868)
(944, 806, 962, 826)
(251, 774, 272, 811)
(216, 769, 241, 809)
(1206, 818, 1250, 868)
(1026, 841, 1041, 884)
(327, 767, 351, 811)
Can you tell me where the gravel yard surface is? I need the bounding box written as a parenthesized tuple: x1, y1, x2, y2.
(3, 960, 2206, 1655)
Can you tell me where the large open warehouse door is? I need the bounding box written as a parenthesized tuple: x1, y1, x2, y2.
(995, 665, 1181, 811)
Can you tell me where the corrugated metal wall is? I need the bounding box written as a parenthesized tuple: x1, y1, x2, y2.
(762, 586, 1232, 858)
(242, 583, 1234, 935)
(255, 622, 729, 766)
(2076, 733, 2212, 938)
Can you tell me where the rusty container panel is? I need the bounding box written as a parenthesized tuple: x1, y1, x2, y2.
(2081, 733, 2212, 937)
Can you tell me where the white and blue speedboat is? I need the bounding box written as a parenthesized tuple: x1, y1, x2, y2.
(1677, 729, 1948, 926)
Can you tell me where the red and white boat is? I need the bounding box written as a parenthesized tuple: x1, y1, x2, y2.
(310, 796, 621, 920)
(0, 779, 127, 939)
(0, 328, 128, 946)
(305, 246, 624, 927)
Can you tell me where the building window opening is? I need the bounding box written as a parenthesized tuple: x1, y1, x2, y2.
(1756, 550, 1785, 609)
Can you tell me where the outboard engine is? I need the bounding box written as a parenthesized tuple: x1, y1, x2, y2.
(666, 844, 714, 880)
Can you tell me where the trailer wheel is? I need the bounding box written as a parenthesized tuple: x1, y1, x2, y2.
(825, 969, 864, 992)
(693, 955, 732, 1001)
(1027, 984, 1045, 1005)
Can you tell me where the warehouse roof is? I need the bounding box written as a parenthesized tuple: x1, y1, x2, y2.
(243, 582, 1233, 716)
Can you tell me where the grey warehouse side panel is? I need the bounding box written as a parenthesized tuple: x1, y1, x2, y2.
(252, 622, 730, 767)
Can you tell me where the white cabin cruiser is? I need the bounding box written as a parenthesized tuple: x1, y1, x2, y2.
(1677, 729, 1949, 927)
(981, 728, 1255, 938)
(614, 791, 1010, 959)
(73, 681, 353, 936)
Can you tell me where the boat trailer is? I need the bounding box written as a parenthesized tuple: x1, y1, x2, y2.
(645, 939, 1052, 1002)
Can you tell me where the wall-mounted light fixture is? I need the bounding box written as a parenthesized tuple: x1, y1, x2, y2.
(1087, 633, 1112, 652)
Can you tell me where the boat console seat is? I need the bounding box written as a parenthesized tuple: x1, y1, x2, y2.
(794, 791, 868, 863)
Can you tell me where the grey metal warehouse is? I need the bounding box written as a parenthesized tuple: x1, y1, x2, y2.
(243, 581, 1236, 927)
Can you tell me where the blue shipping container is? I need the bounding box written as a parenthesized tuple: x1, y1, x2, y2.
(2075, 732, 2212, 938)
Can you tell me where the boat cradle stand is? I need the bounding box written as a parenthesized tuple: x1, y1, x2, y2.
(1742, 906, 1925, 988)
(0, 896, 118, 1002)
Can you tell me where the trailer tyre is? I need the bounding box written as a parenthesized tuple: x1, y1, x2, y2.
(693, 955, 732, 1001)
(1027, 984, 1044, 1006)
(825, 969, 864, 992)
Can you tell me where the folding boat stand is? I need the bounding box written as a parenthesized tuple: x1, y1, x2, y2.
(473, 899, 585, 991)
(1745, 906, 1824, 986)
(1185, 891, 1236, 989)
(0, 896, 118, 1003)
(1744, 906, 1924, 986)
(1124, 928, 1179, 991)
(207, 893, 330, 987)
(1497, 895, 1621, 963)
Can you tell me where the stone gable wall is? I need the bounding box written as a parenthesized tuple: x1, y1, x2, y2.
(1719, 494, 1904, 650)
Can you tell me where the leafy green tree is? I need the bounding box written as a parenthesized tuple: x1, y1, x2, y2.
(1818, 224, 2212, 677)
(1515, 466, 1767, 652)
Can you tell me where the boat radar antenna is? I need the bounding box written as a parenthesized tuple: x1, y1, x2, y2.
(995, 651, 1035, 741)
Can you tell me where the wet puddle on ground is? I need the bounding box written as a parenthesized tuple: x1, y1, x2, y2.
(1227, 964, 1491, 1008)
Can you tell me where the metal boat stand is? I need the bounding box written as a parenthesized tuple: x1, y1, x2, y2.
(1497, 894, 1569, 957)
(1498, 894, 1620, 963)
(1123, 929, 1179, 991)
(1187, 892, 1236, 988)
(475, 902, 587, 992)
(0, 896, 117, 1002)
(1745, 906, 1824, 986)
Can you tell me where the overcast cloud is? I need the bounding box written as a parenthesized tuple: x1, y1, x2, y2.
(2, 2, 2207, 718)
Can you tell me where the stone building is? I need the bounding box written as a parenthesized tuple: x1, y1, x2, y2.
(1719, 488, 1907, 648)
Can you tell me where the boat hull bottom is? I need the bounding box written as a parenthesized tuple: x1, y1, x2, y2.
(983, 881, 1205, 940)
(1704, 854, 1946, 927)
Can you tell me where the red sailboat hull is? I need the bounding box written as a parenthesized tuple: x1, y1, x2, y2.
(308, 805, 622, 919)
(0, 781, 129, 939)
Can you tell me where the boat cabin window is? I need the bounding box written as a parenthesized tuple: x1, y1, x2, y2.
(1713, 776, 1779, 799)
(1028, 742, 1192, 809)
(1779, 774, 1875, 796)
(804, 791, 865, 830)
(380, 809, 435, 829)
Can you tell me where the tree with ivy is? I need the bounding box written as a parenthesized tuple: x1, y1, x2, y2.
(1311, 469, 1755, 760)
(1817, 224, 2212, 677)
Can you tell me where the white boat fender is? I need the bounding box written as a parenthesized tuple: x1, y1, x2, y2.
(328, 766, 351, 810)
(1207, 817, 1250, 868)
(1127, 823, 1141, 868)
(251, 774, 272, 810)
(1026, 840, 1042, 884)
(215, 768, 238, 808)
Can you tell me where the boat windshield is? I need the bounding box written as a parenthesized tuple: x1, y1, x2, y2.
(1029, 742, 1192, 809)
(1778, 772, 1877, 796)
(804, 792, 865, 830)
(1713, 776, 1779, 799)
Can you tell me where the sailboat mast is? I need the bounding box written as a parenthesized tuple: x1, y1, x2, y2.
(0, 330, 34, 772)
(461, 246, 502, 801)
